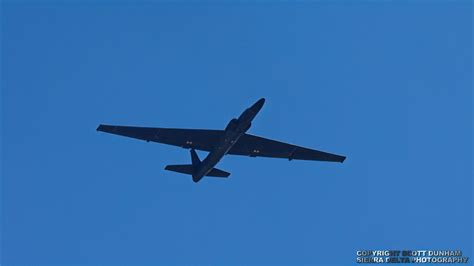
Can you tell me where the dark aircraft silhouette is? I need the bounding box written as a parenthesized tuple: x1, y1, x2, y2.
(97, 98, 345, 183)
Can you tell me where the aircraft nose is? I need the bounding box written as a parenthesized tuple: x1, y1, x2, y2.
(252, 98, 265, 111)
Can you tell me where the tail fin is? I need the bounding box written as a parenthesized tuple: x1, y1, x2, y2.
(190, 149, 201, 168)
(164, 150, 200, 176)
(164, 149, 230, 179)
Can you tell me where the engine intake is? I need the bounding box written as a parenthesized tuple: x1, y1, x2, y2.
(225, 118, 239, 131)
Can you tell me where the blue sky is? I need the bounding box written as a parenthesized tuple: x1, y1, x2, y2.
(2, 1, 472, 265)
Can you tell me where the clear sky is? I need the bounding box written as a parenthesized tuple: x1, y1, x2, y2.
(2, 1, 472, 265)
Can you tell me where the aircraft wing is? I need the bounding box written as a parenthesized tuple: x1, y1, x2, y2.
(97, 124, 223, 152)
(97, 124, 345, 162)
(228, 133, 346, 162)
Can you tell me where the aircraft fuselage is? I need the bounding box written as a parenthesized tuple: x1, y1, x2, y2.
(192, 98, 265, 182)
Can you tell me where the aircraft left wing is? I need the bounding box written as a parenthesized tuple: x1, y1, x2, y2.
(228, 133, 346, 163)
(97, 124, 223, 152)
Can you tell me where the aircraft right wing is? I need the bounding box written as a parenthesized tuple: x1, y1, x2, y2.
(228, 133, 346, 162)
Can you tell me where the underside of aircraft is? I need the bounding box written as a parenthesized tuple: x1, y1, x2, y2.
(97, 98, 345, 182)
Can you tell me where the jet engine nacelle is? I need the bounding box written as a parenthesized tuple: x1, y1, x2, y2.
(225, 118, 239, 131)
(242, 122, 251, 132)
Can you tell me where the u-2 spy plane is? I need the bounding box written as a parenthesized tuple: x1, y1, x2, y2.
(97, 98, 345, 183)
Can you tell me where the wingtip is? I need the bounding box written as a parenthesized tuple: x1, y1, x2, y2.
(340, 156, 346, 163)
(96, 124, 111, 132)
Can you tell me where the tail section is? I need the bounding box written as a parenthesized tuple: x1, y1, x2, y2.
(165, 149, 201, 177)
(164, 164, 194, 175)
(164, 149, 230, 181)
(165, 164, 230, 178)
(206, 168, 230, 177)
(190, 148, 201, 168)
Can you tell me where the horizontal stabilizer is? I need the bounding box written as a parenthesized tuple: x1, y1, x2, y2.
(165, 164, 193, 175)
(164, 164, 230, 178)
(206, 168, 230, 178)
